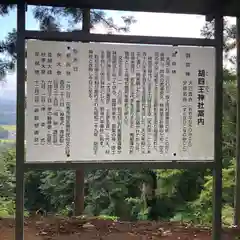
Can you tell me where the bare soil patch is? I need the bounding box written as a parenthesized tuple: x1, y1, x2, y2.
(1, 217, 239, 239)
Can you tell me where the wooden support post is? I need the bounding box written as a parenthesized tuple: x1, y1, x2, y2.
(74, 8, 91, 216)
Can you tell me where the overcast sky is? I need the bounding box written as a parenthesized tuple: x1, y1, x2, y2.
(0, 7, 236, 101)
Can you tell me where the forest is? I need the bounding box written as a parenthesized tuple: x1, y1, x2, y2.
(0, 4, 238, 227)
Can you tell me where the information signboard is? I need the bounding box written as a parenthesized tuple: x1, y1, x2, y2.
(26, 40, 215, 162)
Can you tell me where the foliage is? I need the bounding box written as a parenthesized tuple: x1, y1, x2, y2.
(98, 215, 119, 221)
(187, 160, 235, 225)
(0, 148, 16, 199)
(0, 198, 15, 217)
(0, 147, 16, 217)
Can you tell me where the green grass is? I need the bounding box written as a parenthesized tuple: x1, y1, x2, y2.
(98, 215, 119, 221)
(0, 125, 16, 131)
(0, 139, 15, 143)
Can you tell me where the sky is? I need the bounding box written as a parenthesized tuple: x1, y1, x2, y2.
(0, 6, 236, 101)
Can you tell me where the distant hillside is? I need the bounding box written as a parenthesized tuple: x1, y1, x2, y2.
(0, 98, 16, 125)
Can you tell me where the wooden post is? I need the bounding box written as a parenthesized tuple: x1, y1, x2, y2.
(234, 17, 240, 227)
(74, 8, 91, 216)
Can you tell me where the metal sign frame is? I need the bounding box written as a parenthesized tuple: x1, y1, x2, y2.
(14, 1, 225, 240)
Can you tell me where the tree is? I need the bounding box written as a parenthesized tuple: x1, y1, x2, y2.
(0, 5, 16, 81)
(0, 5, 136, 67)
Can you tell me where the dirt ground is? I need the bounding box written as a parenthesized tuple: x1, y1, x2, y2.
(1, 216, 240, 240)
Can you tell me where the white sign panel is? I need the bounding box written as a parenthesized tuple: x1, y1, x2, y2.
(26, 41, 215, 162)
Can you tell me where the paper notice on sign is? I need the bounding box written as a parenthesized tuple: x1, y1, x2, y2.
(26, 41, 80, 162)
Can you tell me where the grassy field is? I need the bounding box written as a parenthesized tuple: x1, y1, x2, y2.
(0, 125, 16, 131)
(0, 139, 15, 143)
